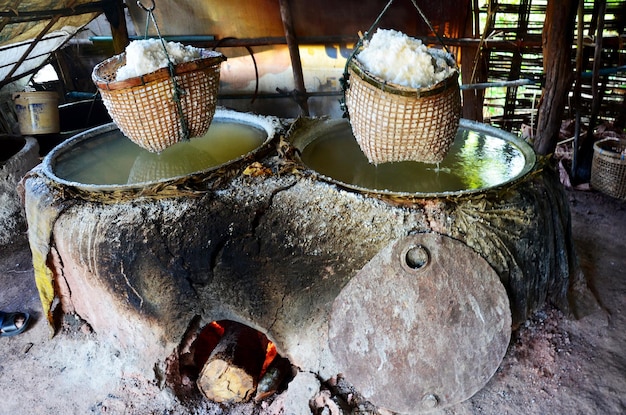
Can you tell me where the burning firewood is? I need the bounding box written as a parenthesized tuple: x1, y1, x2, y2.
(196, 321, 268, 403)
(254, 355, 292, 402)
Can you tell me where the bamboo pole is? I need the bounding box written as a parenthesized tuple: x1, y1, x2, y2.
(575, 0, 606, 181)
(572, 0, 584, 181)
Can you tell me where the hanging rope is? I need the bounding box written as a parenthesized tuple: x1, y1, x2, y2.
(137, 0, 190, 141)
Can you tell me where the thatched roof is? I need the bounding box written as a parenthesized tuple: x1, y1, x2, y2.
(0, 0, 102, 85)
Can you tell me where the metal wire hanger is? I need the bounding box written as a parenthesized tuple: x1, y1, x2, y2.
(137, 0, 190, 141)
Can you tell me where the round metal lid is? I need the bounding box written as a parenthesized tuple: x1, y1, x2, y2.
(329, 232, 511, 413)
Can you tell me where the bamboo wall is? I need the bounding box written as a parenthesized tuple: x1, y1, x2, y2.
(476, 0, 626, 132)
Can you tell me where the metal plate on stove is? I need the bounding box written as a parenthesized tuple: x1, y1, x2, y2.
(329, 232, 511, 413)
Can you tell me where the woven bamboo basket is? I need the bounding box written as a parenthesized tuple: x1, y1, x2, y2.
(591, 137, 626, 200)
(92, 50, 226, 153)
(344, 56, 461, 164)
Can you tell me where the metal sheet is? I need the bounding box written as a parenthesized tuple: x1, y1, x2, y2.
(124, 0, 469, 40)
(329, 232, 511, 413)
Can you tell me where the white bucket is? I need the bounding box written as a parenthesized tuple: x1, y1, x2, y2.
(13, 91, 60, 135)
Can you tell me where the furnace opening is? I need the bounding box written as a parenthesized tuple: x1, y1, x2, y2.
(166, 318, 294, 404)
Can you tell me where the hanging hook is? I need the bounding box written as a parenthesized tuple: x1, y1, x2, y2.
(137, 0, 156, 38)
(137, 0, 155, 12)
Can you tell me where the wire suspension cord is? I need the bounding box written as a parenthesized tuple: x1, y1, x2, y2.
(137, 0, 190, 141)
(407, 0, 451, 55)
(341, 0, 452, 115)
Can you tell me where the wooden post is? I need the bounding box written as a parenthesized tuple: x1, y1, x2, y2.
(502, 0, 531, 132)
(575, 0, 606, 181)
(278, 0, 310, 116)
(534, 0, 579, 155)
(461, 0, 486, 122)
(103, 0, 129, 54)
(461, 45, 486, 122)
(571, 0, 584, 180)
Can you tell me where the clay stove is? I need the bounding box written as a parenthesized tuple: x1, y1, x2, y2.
(0, 134, 38, 246)
(21, 110, 585, 413)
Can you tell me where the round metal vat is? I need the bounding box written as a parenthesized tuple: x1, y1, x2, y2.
(41, 108, 281, 192)
(291, 117, 536, 197)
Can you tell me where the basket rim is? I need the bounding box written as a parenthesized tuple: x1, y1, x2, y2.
(348, 58, 459, 98)
(593, 137, 626, 160)
(92, 49, 226, 90)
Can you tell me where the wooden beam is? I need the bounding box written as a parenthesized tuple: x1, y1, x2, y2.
(89, 34, 543, 51)
(3, 15, 61, 82)
(0, 1, 108, 23)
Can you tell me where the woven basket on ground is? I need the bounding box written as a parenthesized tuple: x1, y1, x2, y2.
(344, 57, 461, 165)
(591, 137, 626, 200)
(92, 50, 226, 153)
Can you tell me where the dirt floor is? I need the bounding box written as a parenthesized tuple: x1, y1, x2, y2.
(1, 186, 625, 415)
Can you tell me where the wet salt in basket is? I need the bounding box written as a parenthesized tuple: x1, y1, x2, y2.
(591, 137, 626, 200)
(344, 55, 461, 165)
(92, 50, 226, 153)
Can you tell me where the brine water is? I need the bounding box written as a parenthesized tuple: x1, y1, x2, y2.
(300, 122, 527, 194)
(53, 120, 267, 185)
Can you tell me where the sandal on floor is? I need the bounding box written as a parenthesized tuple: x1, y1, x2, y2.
(0, 311, 31, 337)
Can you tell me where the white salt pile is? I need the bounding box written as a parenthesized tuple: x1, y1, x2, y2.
(356, 29, 456, 89)
(115, 39, 204, 81)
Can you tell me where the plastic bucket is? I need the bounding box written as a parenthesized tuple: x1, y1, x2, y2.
(13, 91, 60, 135)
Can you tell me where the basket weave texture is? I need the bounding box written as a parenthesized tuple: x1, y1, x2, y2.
(92, 50, 225, 153)
(345, 59, 461, 164)
(591, 137, 626, 200)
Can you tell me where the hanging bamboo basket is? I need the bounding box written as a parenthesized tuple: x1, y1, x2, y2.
(92, 50, 226, 153)
(344, 55, 461, 164)
(341, 0, 462, 165)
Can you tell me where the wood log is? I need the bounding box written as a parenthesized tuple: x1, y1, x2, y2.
(193, 321, 228, 370)
(197, 321, 268, 403)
